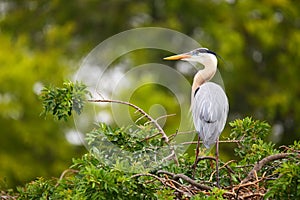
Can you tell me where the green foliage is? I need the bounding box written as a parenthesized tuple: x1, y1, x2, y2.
(4, 82, 297, 199)
(15, 154, 168, 200)
(1, 0, 300, 191)
(0, 33, 85, 188)
(86, 123, 163, 152)
(265, 160, 300, 199)
(86, 123, 170, 173)
(265, 141, 300, 199)
(16, 178, 55, 200)
(40, 81, 90, 121)
(229, 117, 278, 163)
(11, 121, 188, 199)
(6, 115, 299, 199)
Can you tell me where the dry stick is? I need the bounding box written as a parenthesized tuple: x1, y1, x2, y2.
(192, 156, 216, 179)
(234, 178, 264, 199)
(168, 129, 178, 142)
(181, 139, 242, 146)
(131, 173, 162, 180)
(157, 170, 212, 191)
(131, 173, 167, 186)
(164, 176, 194, 197)
(165, 181, 189, 196)
(194, 157, 239, 187)
(194, 156, 216, 166)
(242, 153, 295, 183)
(279, 145, 300, 153)
(174, 130, 197, 135)
(174, 174, 212, 191)
(223, 160, 242, 183)
(143, 114, 175, 140)
(132, 173, 188, 195)
(241, 192, 265, 199)
(135, 114, 147, 124)
(89, 99, 169, 143)
(88, 99, 179, 164)
(234, 178, 265, 191)
(167, 130, 196, 142)
(55, 169, 79, 187)
(209, 160, 236, 182)
(154, 113, 176, 122)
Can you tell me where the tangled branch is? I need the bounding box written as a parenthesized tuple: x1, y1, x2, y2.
(88, 99, 178, 164)
(157, 170, 212, 191)
(242, 153, 295, 183)
(87, 99, 299, 199)
(130, 152, 299, 199)
(88, 99, 169, 143)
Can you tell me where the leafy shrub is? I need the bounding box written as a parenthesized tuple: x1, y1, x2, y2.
(2, 81, 299, 199)
(40, 81, 90, 120)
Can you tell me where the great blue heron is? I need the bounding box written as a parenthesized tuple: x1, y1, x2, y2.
(164, 48, 229, 187)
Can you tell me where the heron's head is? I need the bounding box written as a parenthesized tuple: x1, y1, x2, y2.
(164, 48, 218, 67)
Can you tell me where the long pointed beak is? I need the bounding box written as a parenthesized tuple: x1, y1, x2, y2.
(163, 54, 191, 60)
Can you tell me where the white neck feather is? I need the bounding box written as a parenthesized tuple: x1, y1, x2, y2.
(191, 54, 218, 94)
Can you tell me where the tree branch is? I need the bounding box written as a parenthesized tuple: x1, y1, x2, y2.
(88, 99, 169, 143)
(88, 99, 179, 165)
(242, 153, 294, 183)
(193, 156, 216, 168)
(181, 139, 242, 146)
(157, 170, 212, 191)
(55, 169, 79, 187)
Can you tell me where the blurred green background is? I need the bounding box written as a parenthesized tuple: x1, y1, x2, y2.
(1, 0, 300, 188)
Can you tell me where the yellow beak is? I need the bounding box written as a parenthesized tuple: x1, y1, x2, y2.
(163, 54, 191, 60)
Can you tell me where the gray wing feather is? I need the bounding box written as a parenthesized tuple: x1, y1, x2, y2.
(192, 82, 229, 148)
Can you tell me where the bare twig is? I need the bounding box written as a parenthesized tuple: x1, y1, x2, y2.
(279, 145, 300, 153)
(176, 130, 197, 135)
(193, 156, 216, 168)
(165, 181, 189, 195)
(181, 139, 242, 146)
(220, 160, 242, 184)
(209, 160, 236, 182)
(174, 173, 212, 191)
(0, 193, 17, 200)
(234, 164, 254, 169)
(234, 178, 264, 191)
(157, 170, 212, 191)
(242, 153, 295, 183)
(55, 169, 79, 187)
(132, 172, 193, 196)
(88, 99, 179, 165)
(142, 132, 161, 141)
(131, 173, 167, 186)
(88, 99, 169, 143)
(241, 192, 265, 199)
(135, 114, 147, 124)
(142, 114, 176, 141)
(155, 113, 176, 122)
(131, 173, 162, 180)
(168, 129, 178, 141)
(156, 170, 174, 177)
(165, 176, 194, 197)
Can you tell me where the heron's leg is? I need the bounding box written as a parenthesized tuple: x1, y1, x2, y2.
(215, 138, 220, 188)
(192, 134, 201, 178)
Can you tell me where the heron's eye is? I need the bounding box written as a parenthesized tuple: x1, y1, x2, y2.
(192, 51, 199, 56)
(196, 48, 207, 55)
(192, 49, 202, 56)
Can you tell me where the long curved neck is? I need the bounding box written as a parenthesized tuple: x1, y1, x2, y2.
(191, 57, 217, 95)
